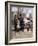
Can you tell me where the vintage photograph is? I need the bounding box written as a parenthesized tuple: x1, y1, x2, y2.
(10, 6, 33, 39)
(5, 1, 37, 44)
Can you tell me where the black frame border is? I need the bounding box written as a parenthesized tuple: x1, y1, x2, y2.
(5, 1, 37, 45)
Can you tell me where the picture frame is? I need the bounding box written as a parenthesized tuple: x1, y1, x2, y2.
(5, 1, 37, 45)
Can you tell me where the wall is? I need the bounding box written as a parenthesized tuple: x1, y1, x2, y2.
(37, 4, 38, 42)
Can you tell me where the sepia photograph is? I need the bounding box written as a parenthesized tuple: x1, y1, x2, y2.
(10, 6, 33, 39)
(5, 1, 37, 44)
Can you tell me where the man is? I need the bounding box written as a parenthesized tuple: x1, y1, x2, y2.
(19, 14, 24, 32)
(14, 15, 18, 32)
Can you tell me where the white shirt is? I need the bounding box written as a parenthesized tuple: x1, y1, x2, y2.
(24, 18, 30, 24)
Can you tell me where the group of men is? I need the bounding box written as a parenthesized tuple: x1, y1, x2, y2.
(14, 14, 24, 32)
(14, 14, 33, 32)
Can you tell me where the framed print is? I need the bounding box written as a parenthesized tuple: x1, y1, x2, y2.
(5, 1, 37, 45)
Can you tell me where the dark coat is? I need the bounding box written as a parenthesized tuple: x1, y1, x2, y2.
(19, 16, 24, 30)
